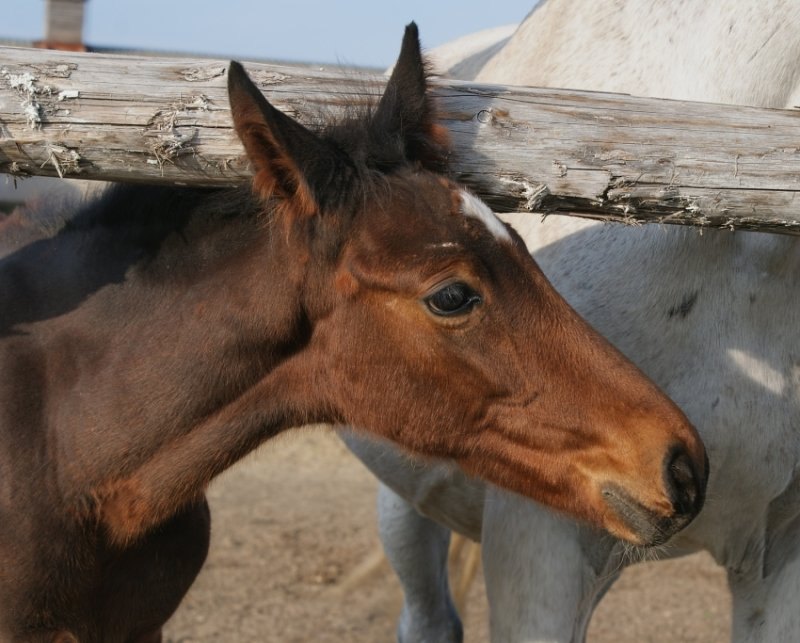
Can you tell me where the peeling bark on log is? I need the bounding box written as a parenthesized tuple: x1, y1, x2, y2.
(3, 45, 800, 234)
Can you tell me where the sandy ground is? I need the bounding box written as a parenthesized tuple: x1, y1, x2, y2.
(162, 428, 731, 642)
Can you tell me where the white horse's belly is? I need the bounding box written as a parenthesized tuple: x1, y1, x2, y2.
(339, 431, 485, 541)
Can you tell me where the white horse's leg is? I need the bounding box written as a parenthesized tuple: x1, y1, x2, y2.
(482, 488, 620, 643)
(729, 513, 800, 642)
(377, 483, 463, 643)
(729, 556, 800, 641)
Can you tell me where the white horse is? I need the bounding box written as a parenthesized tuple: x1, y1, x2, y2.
(344, 1, 800, 640)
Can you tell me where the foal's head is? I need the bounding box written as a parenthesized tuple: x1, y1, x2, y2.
(229, 23, 707, 545)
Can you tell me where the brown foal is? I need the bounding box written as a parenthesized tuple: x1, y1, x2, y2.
(0, 24, 705, 642)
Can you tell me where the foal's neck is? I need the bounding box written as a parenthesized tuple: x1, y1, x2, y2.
(8, 185, 315, 498)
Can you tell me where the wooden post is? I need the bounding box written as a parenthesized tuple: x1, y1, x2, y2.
(2, 45, 800, 235)
(39, 0, 87, 52)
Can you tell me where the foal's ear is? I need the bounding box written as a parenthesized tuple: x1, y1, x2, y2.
(372, 22, 450, 171)
(228, 61, 349, 215)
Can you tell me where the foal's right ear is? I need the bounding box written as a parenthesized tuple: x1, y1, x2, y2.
(371, 22, 450, 171)
(227, 61, 344, 216)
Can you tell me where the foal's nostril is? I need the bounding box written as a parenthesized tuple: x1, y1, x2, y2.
(664, 449, 701, 516)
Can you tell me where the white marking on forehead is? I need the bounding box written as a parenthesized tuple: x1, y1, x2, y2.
(425, 241, 461, 251)
(459, 189, 512, 243)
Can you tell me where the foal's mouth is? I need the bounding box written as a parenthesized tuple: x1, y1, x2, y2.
(601, 446, 708, 546)
(601, 485, 699, 547)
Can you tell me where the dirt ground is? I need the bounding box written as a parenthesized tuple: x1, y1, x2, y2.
(163, 428, 731, 642)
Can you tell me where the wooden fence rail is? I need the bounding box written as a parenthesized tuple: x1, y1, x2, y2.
(3, 45, 800, 234)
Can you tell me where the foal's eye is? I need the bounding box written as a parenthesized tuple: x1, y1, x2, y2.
(425, 283, 482, 317)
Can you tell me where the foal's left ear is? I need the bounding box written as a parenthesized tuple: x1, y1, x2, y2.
(228, 61, 350, 215)
(371, 22, 450, 171)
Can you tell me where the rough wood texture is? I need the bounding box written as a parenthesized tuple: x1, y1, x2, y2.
(3, 45, 800, 234)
